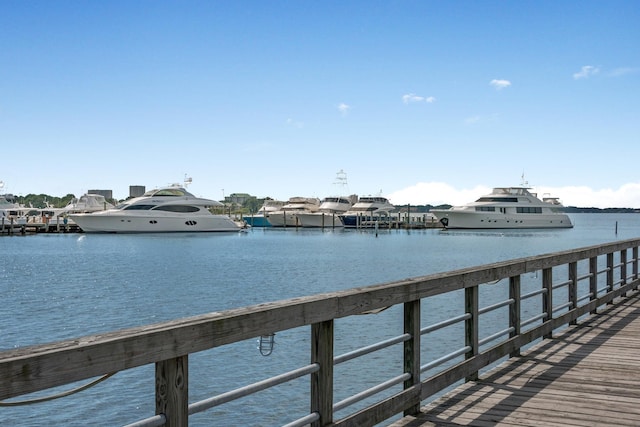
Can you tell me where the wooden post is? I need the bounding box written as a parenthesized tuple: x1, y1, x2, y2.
(156, 355, 188, 427)
(607, 253, 614, 304)
(403, 299, 421, 416)
(465, 285, 479, 382)
(542, 268, 553, 339)
(633, 246, 639, 289)
(311, 320, 333, 427)
(509, 275, 521, 357)
(621, 249, 628, 296)
(569, 262, 578, 325)
(589, 256, 598, 314)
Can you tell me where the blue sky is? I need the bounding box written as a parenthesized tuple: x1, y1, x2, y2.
(1, 1, 639, 208)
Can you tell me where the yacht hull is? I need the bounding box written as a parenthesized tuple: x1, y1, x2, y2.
(265, 212, 301, 227)
(69, 212, 241, 233)
(433, 211, 573, 229)
(341, 215, 391, 228)
(296, 212, 344, 228)
(243, 214, 272, 227)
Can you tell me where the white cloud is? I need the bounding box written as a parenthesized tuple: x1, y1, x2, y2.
(286, 118, 304, 128)
(490, 79, 511, 90)
(548, 183, 640, 208)
(402, 93, 436, 104)
(609, 67, 638, 77)
(387, 181, 640, 208)
(387, 182, 491, 206)
(573, 65, 600, 79)
(338, 103, 351, 116)
(464, 115, 481, 125)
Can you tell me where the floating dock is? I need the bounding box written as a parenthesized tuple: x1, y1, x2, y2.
(0, 218, 81, 235)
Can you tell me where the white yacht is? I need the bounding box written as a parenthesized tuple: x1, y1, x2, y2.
(431, 185, 573, 229)
(69, 186, 241, 233)
(37, 194, 116, 226)
(63, 193, 115, 213)
(0, 194, 31, 224)
(265, 197, 321, 227)
(340, 196, 395, 228)
(296, 196, 355, 228)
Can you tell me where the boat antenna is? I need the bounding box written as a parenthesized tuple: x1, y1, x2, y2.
(184, 174, 193, 187)
(333, 169, 349, 194)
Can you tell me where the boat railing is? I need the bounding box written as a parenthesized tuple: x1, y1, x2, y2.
(1, 239, 639, 426)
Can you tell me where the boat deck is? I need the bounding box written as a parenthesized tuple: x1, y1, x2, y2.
(389, 292, 640, 426)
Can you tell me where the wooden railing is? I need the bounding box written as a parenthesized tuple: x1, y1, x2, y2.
(1, 238, 639, 426)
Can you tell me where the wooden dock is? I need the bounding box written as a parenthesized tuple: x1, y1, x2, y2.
(0, 219, 81, 235)
(390, 293, 640, 427)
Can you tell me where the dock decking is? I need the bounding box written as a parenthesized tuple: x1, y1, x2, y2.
(391, 292, 640, 427)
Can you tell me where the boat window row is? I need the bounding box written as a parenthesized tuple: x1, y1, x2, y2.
(516, 207, 543, 214)
(476, 197, 518, 203)
(123, 205, 156, 211)
(475, 207, 495, 212)
(154, 205, 201, 213)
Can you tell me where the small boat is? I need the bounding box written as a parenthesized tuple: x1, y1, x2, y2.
(243, 199, 285, 227)
(340, 195, 396, 228)
(63, 193, 115, 214)
(0, 194, 32, 225)
(69, 185, 241, 233)
(37, 194, 116, 227)
(430, 184, 573, 229)
(265, 197, 321, 227)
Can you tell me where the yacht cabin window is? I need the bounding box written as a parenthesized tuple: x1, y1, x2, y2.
(154, 205, 200, 213)
(517, 207, 543, 214)
(123, 205, 155, 211)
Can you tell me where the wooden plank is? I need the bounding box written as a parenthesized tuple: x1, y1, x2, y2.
(390, 291, 640, 427)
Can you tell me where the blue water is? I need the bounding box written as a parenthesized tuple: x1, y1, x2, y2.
(1, 213, 639, 426)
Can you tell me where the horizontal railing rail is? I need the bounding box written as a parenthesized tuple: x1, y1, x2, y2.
(1, 238, 639, 426)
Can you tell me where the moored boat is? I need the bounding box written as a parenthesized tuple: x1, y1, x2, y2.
(69, 185, 241, 233)
(242, 199, 285, 227)
(430, 185, 573, 229)
(340, 195, 395, 228)
(265, 197, 321, 227)
(296, 196, 355, 228)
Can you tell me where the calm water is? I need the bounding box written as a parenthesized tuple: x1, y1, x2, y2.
(1, 213, 639, 426)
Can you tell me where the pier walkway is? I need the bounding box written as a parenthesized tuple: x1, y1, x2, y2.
(391, 292, 640, 427)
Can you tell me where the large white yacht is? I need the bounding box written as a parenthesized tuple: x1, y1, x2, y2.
(296, 196, 355, 228)
(265, 197, 321, 227)
(431, 185, 573, 229)
(340, 196, 396, 228)
(296, 170, 355, 228)
(69, 186, 241, 233)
